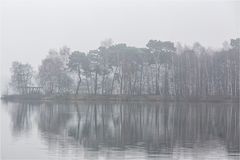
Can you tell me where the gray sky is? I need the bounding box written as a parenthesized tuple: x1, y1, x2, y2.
(0, 0, 239, 90)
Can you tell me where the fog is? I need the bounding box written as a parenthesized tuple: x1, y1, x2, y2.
(0, 0, 239, 93)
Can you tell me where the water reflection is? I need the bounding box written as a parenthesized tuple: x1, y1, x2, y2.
(4, 101, 240, 159)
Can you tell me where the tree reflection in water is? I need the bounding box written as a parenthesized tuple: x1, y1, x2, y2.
(7, 102, 239, 158)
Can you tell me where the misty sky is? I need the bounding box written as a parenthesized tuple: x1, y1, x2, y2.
(0, 0, 239, 90)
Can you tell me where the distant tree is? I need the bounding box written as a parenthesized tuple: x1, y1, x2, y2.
(88, 49, 103, 95)
(59, 46, 71, 68)
(100, 38, 113, 48)
(68, 51, 89, 95)
(222, 41, 231, 51)
(230, 38, 240, 49)
(38, 53, 73, 94)
(10, 61, 33, 93)
(107, 44, 127, 94)
(192, 42, 205, 54)
(97, 47, 113, 94)
(146, 40, 176, 95)
(229, 38, 240, 97)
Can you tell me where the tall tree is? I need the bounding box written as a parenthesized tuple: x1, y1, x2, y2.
(146, 40, 176, 95)
(10, 61, 33, 93)
(38, 52, 73, 94)
(68, 51, 89, 95)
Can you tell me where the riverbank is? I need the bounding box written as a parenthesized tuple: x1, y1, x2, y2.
(1, 94, 239, 103)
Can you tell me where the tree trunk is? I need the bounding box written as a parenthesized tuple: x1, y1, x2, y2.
(139, 65, 143, 95)
(75, 69, 81, 95)
(120, 74, 123, 95)
(155, 65, 160, 95)
(75, 79, 81, 95)
(94, 71, 98, 95)
(111, 67, 118, 94)
(101, 74, 105, 95)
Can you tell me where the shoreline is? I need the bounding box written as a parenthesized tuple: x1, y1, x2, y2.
(1, 94, 239, 103)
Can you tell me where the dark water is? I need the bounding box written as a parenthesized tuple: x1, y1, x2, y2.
(1, 101, 239, 160)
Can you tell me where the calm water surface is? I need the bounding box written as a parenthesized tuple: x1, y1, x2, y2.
(1, 101, 239, 160)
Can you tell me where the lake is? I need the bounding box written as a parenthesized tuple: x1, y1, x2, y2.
(1, 101, 239, 160)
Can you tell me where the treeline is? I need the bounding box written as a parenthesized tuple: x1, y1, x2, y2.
(9, 38, 239, 98)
